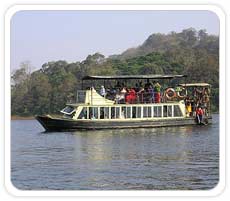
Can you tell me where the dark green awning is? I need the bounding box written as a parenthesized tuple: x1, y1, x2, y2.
(82, 74, 187, 80)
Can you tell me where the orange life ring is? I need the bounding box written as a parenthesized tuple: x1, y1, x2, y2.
(165, 88, 176, 100)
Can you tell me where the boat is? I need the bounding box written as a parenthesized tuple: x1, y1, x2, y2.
(36, 74, 212, 131)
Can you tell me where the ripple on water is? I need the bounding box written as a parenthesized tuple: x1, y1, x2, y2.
(11, 115, 219, 190)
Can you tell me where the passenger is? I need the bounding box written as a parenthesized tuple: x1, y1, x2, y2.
(202, 89, 210, 104)
(137, 86, 144, 103)
(143, 87, 150, 103)
(119, 87, 127, 104)
(115, 81, 121, 89)
(100, 85, 106, 97)
(196, 106, 204, 124)
(134, 83, 139, 92)
(125, 88, 130, 104)
(148, 85, 154, 103)
(201, 89, 209, 115)
(115, 90, 124, 104)
(195, 88, 203, 103)
(191, 101, 196, 116)
(186, 102, 192, 117)
(126, 88, 136, 104)
(130, 88, 136, 103)
(154, 82, 161, 103)
(109, 87, 117, 100)
(138, 81, 143, 89)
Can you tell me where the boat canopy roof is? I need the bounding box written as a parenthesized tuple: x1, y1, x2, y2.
(82, 74, 187, 80)
(179, 83, 210, 87)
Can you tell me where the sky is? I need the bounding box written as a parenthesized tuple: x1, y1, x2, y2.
(10, 10, 219, 71)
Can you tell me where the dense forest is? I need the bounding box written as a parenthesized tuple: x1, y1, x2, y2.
(11, 28, 219, 116)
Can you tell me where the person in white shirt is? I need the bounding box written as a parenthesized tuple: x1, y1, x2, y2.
(100, 85, 106, 97)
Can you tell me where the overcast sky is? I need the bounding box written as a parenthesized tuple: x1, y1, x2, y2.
(10, 10, 219, 71)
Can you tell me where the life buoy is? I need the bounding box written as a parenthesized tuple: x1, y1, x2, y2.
(165, 88, 176, 100)
(177, 87, 187, 99)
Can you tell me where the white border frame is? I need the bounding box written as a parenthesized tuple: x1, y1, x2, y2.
(5, 4, 226, 197)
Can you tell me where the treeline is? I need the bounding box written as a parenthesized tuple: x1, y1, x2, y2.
(11, 28, 219, 116)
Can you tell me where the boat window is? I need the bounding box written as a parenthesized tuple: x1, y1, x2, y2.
(126, 107, 131, 118)
(121, 107, 126, 119)
(100, 107, 109, 119)
(167, 106, 172, 117)
(111, 107, 115, 119)
(132, 106, 136, 118)
(174, 105, 183, 117)
(89, 107, 98, 119)
(147, 107, 152, 117)
(61, 106, 76, 115)
(115, 107, 120, 119)
(143, 106, 151, 118)
(137, 107, 141, 118)
(153, 106, 162, 117)
(76, 90, 86, 103)
(163, 105, 167, 117)
(104, 107, 109, 119)
(100, 107, 104, 119)
(163, 105, 172, 117)
(78, 107, 88, 119)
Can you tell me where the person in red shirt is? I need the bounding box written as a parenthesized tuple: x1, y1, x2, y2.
(129, 88, 136, 104)
(126, 88, 136, 104)
(196, 106, 204, 124)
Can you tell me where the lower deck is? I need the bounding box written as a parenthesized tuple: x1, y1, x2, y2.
(36, 115, 212, 131)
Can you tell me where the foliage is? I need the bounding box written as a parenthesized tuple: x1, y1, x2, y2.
(11, 28, 219, 116)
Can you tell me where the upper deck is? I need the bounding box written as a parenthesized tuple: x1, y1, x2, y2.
(76, 74, 188, 104)
(65, 74, 211, 119)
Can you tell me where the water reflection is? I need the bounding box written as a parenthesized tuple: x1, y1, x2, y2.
(68, 124, 218, 189)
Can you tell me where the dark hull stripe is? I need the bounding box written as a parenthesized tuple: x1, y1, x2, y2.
(36, 115, 212, 132)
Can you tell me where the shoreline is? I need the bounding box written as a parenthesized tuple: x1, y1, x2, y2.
(11, 116, 35, 120)
(11, 114, 61, 120)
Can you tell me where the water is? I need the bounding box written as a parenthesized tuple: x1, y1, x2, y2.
(11, 114, 219, 190)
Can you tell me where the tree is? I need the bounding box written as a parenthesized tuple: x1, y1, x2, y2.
(28, 72, 52, 115)
(11, 61, 32, 85)
(139, 63, 164, 74)
(11, 28, 219, 115)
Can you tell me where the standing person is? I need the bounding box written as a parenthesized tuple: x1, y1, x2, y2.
(115, 81, 121, 89)
(154, 82, 161, 103)
(196, 106, 204, 124)
(119, 87, 127, 104)
(129, 88, 136, 104)
(100, 85, 106, 97)
(148, 85, 154, 103)
(137, 86, 144, 103)
(186, 101, 192, 117)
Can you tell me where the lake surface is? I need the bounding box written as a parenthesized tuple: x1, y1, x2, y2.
(11, 114, 219, 190)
